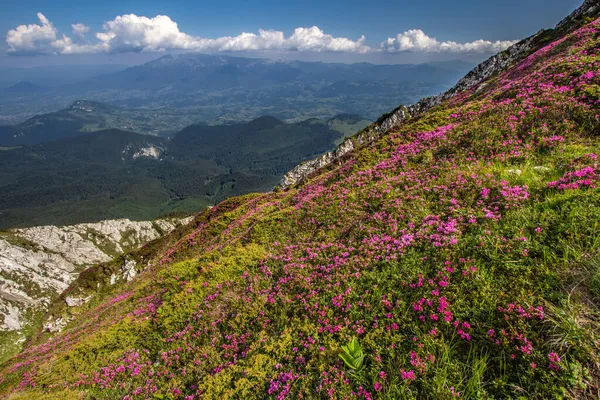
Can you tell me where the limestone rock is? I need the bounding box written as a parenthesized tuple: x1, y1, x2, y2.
(0, 216, 191, 334)
(65, 296, 92, 307)
(43, 316, 72, 333)
(133, 145, 162, 160)
(122, 258, 137, 282)
(557, 0, 600, 29)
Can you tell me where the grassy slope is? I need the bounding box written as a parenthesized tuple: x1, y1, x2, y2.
(2, 16, 600, 400)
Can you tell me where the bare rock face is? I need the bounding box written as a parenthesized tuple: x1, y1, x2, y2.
(557, 0, 600, 28)
(132, 145, 162, 160)
(279, 138, 355, 188)
(122, 258, 138, 282)
(0, 217, 192, 335)
(42, 316, 72, 333)
(65, 296, 92, 307)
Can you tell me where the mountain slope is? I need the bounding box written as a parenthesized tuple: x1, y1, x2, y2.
(2, 3, 600, 399)
(0, 217, 191, 364)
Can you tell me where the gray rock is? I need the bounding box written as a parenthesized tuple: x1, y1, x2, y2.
(65, 295, 92, 307)
(122, 258, 138, 282)
(43, 315, 72, 333)
(0, 216, 191, 334)
(557, 0, 600, 29)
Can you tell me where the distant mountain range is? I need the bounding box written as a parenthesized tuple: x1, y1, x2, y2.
(0, 55, 473, 125)
(75, 54, 472, 92)
(0, 114, 370, 228)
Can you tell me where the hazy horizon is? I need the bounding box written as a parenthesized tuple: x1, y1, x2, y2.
(0, 0, 581, 68)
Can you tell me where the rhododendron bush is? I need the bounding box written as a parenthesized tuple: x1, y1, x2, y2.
(2, 13, 600, 400)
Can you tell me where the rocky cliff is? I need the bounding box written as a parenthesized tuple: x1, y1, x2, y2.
(0, 217, 191, 343)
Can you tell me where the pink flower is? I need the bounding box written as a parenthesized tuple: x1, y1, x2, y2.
(400, 369, 417, 381)
(548, 352, 562, 370)
(480, 187, 491, 199)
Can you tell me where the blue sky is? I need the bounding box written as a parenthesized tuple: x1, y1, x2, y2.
(0, 0, 583, 67)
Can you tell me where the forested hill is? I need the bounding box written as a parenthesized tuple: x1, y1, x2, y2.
(0, 115, 369, 229)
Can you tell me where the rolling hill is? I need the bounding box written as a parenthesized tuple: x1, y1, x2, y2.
(0, 100, 203, 146)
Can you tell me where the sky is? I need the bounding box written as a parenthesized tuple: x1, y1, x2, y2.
(0, 0, 583, 67)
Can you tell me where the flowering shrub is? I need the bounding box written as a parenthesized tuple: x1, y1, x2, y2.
(547, 166, 598, 190)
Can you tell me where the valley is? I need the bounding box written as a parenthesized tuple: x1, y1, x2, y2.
(0, 115, 370, 228)
(0, 56, 472, 127)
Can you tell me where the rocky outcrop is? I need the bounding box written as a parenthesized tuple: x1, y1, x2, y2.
(277, 0, 599, 190)
(42, 315, 71, 333)
(557, 0, 600, 29)
(279, 125, 383, 188)
(132, 145, 162, 160)
(65, 296, 92, 307)
(121, 258, 138, 282)
(279, 138, 355, 188)
(0, 217, 192, 335)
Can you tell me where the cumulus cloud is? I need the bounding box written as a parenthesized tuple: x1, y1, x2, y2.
(6, 13, 58, 54)
(5, 13, 515, 56)
(93, 15, 371, 53)
(381, 29, 517, 53)
(5, 13, 369, 55)
(71, 23, 90, 41)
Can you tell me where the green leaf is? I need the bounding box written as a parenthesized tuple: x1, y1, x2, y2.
(339, 337, 365, 371)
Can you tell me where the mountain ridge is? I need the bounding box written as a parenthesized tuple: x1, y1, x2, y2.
(278, 0, 600, 189)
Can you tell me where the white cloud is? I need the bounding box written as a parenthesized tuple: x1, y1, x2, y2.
(6, 13, 58, 54)
(92, 15, 370, 53)
(287, 27, 368, 53)
(71, 23, 90, 41)
(5, 13, 515, 56)
(381, 29, 517, 53)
